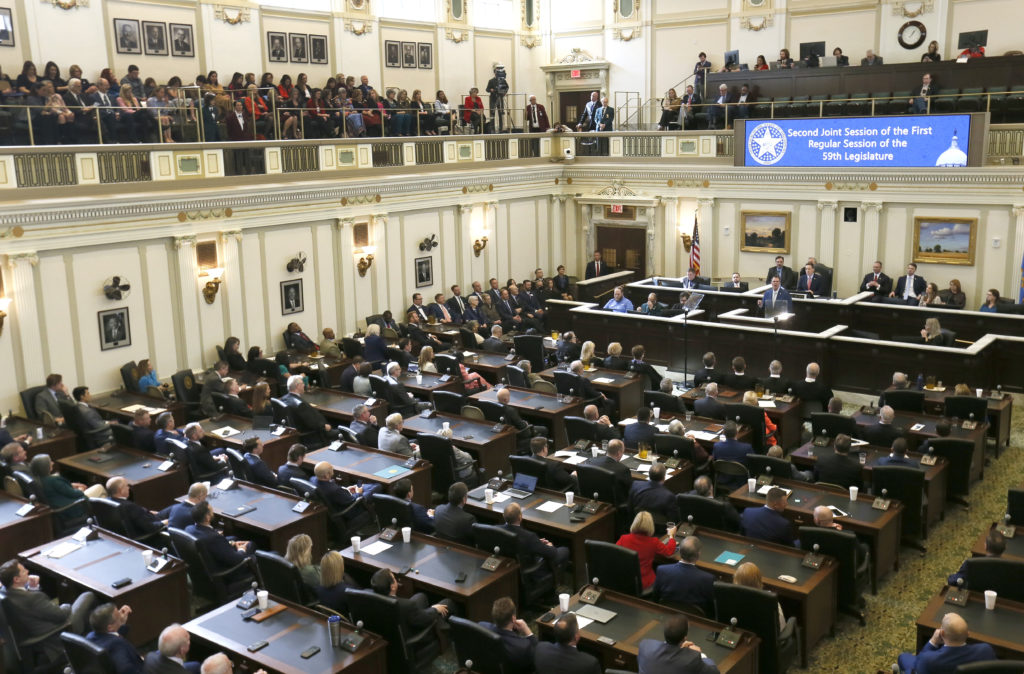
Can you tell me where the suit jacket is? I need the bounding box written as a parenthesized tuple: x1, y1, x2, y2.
(502, 404, 529, 432)
(861, 56, 884, 66)
(793, 379, 834, 410)
(630, 360, 662, 390)
(503, 522, 562, 566)
(860, 272, 893, 297)
(481, 621, 538, 674)
(446, 295, 468, 321)
(281, 392, 329, 438)
(410, 501, 435, 534)
(225, 111, 254, 141)
(593, 422, 621, 442)
(34, 388, 70, 420)
(859, 422, 903, 448)
(142, 652, 198, 674)
(593, 104, 613, 131)
(378, 427, 413, 456)
(433, 503, 476, 544)
(583, 454, 632, 501)
(584, 260, 610, 280)
(875, 455, 919, 469)
(87, 629, 143, 674)
(576, 100, 601, 131)
(544, 460, 577, 491)
(693, 368, 722, 386)
(244, 453, 279, 487)
(893, 274, 928, 299)
(623, 421, 656, 449)
(533, 642, 601, 674)
(199, 372, 225, 417)
(712, 439, 753, 490)
(406, 304, 430, 322)
(185, 523, 248, 572)
(363, 335, 389, 364)
(349, 419, 378, 447)
(462, 306, 485, 325)
(603, 355, 631, 371)
(796, 272, 824, 296)
(277, 462, 307, 487)
(741, 506, 796, 546)
(762, 375, 792, 396)
(694, 396, 727, 420)
(339, 365, 359, 393)
(638, 639, 720, 674)
(482, 336, 509, 353)
(318, 339, 342, 360)
(404, 323, 438, 350)
(761, 288, 793, 314)
(496, 298, 520, 322)
(159, 501, 196, 529)
(653, 562, 716, 617)
(221, 395, 251, 418)
(114, 496, 164, 536)
(722, 372, 758, 392)
(766, 265, 797, 290)
(629, 481, 679, 523)
(911, 641, 996, 674)
(132, 424, 156, 453)
(313, 477, 361, 519)
(813, 452, 863, 489)
(427, 302, 453, 323)
(680, 92, 702, 120)
(2, 586, 70, 656)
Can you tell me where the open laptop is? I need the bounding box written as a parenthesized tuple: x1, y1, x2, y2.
(502, 473, 538, 499)
(820, 55, 838, 68)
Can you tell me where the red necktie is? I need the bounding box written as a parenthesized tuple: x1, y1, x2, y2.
(595, 262, 600, 275)
(807, 277, 812, 290)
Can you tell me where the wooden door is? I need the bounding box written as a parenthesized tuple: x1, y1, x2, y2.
(596, 225, 646, 276)
(559, 91, 592, 128)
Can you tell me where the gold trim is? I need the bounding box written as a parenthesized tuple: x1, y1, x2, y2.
(740, 211, 791, 254)
(43, 0, 88, 9)
(912, 216, 977, 266)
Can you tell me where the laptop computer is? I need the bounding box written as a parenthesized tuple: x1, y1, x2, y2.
(502, 473, 538, 499)
(820, 55, 838, 68)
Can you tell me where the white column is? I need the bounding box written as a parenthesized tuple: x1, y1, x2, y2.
(7, 253, 43, 384)
(369, 214, 388, 317)
(485, 201, 499, 278)
(549, 195, 568, 271)
(335, 217, 357, 333)
(1013, 205, 1024, 303)
(816, 200, 838, 266)
(696, 198, 715, 279)
(220, 230, 244, 336)
(174, 235, 203, 369)
(455, 204, 473, 286)
(660, 196, 678, 277)
(859, 201, 883, 267)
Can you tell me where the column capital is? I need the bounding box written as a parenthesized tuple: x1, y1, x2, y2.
(550, 194, 570, 204)
(696, 197, 715, 208)
(220, 229, 242, 241)
(458, 204, 474, 215)
(370, 213, 388, 226)
(859, 202, 883, 213)
(335, 217, 356, 230)
(816, 200, 838, 212)
(1012, 205, 1024, 218)
(485, 201, 498, 211)
(7, 252, 38, 268)
(174, 235, 197, 249)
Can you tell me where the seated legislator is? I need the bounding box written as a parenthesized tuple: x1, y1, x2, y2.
(219, 378, 251, 417)
(762, 360, 791, 396)
(624, 406, 657, 449)
(796, 262, 824, 297)
(362, 323, 389, 367)
(890, 262, 926, 305)
(315, 550, 359, 617)
(530, 437, 576, 492)
(241, 437, 279, 488)
(433, 481, 477, 545)
(874, 437, 919, 468)
(603, 342, 630, 371)
(767, 446, 813, 482)
(185, 500, 253, 582)
(480, 596, 538, 674)
(85, 602, 144, 674)
(338, 356, 363, 393)
(583, 439, 632, 499)
(503, 502, 570, 579)
(482, 325, 510, 353)
(348, 404, 379, 447)
(711, 421, 751, 490)
(766, 255, 797, 290)
(695, 382, 727, 420)
(284, 322, 317, 353)
(733, 562, 789, 631)
(813, 505, 869, 569)
(948, 529, 1004, 586)
(629, 345, 662, 390)
(793, 362, 834, 411)
(897, 612, 995, 674)
(281, 374, 339, 445)
(857, 405, 903, 448)
(130, 408, 157, 453)
(584, 404, 621, 442)
(285, 533, 320, 588)
(378, 413, 417, 457)
(812, 433, 862, 489)
(638, 292, 666, 316)
(694, 352, 722, 387)
(394, 478, 434, 534)
(722, 356, 758, 392)
(616, 511, 677, 590)
(741, 487, 797, 547)
(276, 443, 308, 486)
(158, 482, 209, 530)
(603, 286, 634, 313)
(72, 386, 115, 446)
(199, 362, 228, 418)
(533, 613, 601, 674)
(35, 373, 72, 425)
(142, 623, 202, 674)
(638, 615, 720, 674)
(222, 337, 248, 372)
(312, 461, 378, 529)
(404, 312, 443, 350)
(318, 328, 342, 359)
(653, 535, 715, 616)
(689, 476, 742, 532)
(370, 567, 454, 633)
(107, 475, 165, 535)
(679, 268, 702, 291)
(722, 272, 747, 291)
(860, 261, 893, 299)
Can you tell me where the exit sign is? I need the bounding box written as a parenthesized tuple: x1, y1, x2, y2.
(610, 204, 623, 213)
(570, 69, 581, 78)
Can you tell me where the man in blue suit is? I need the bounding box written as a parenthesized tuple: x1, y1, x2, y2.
(629, 463, 679, 525)
(897, 612, 996, 674)
(503, 502, 570, 579)
(796, 262, 824, 297)
(533, 613, 601, 674)
(711, 421, 752, 491)
(480, 596, 537, 674)
(312, 460, 377, 530)
(394, 478, 434, 534)
(276, 443, 308, 487)
(653, 536, 715, 617)
(695, 383, 727, 420)
(874, 437, 919, 468)
(624, 406, 657, 449)
(158, 482, 207, 530)
(241, 437, 279, 488)
(638, 614, 720, 674)
(741, 487, 797, 547)
(427, 292, 455, 323)
(85, 602, 144, 674)
(185, 500, 253, 581)
(758, 276, 792, 316)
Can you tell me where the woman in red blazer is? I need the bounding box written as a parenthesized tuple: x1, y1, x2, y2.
(616, 511, 678, 589)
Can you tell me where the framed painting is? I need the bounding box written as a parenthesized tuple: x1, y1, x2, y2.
(281, 278, 304, 314)
(99, 307, 131, 350)
(740, 211, 791, 254)
(268, 32, 287, 62)
(913, 217, 977, 265)
(142, 21, 168, 56)
(169, 23, 194, 57)
(114, 18, 142, 55)
(415, 256, 433, 288)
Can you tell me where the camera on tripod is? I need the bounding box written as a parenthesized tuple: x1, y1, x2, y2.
(493, 64, 509, 96)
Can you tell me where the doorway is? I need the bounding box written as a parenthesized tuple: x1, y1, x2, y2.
(559, 91, 592, 128)
(596, 225, 646, 277)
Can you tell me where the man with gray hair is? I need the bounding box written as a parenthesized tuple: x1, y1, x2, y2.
(859, 405, 902, 447)
(143, 622, 201, 673)
(201, 652, 267, 674)
(653, 535, 715, 616)
(107, 475, 166, 535)
(482, 324, 508, 353)
(764, 359, 790, 395)
(183, 422, 228, 480)
(158, 482, 209, 530)
(348, 403, 378, 447)
(378, 412, 416, 457)
(61, 77, 94, 143)
(694, 382, 726, 419)
(281, 374, 338, 444)
(384, 362, 430, 416)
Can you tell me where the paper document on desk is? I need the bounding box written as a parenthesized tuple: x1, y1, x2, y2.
(655, 424, 671, 432)
(358, 541, 393, 556)
(463, 351, 476, 358)
(535, 501, 564, 513)
(757, 485, 792, 496)
(635, 463, 652, 473)
(689, 431, 720, 442)
(672, 388, 686, 397)
(850, 438, 869, 447)
(758, 400, 776, 408)
(573, 615, 595, 630)
(213, 426, 240, 438)
(272, 426, 287, 436)
(121, 404, 166, 415)
(563, 454, 587, 465)
(592, 377, 614, 384)
(618, 418, 638, 426)
(575, 604, 617, 623)
(45, 542, 83, 559)
(911, 423, 926, 432)
(553, 450, 578, 457)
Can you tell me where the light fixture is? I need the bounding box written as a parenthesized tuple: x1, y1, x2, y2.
(473, 233, 489, 257)
(356, 246, 376, 277)
(200, 267, 224, 304)
(0, 297, 10, 336)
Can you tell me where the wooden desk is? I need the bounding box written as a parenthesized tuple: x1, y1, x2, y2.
(89, 392, 185, 427)
(682, 526, 837, 666)
(397, 371, 463, 401)
(464, 486, 616, 587)
(853, 410, 987, 483)
(281, 350, 349, 388)
(185, 479, 327, 557)
(401, 412, 517, 478)
(885, 385, 1013, 451)
(790, 441, 949, 531)
(728, 478, 903, 592)
(58, 446, 188, 510)
(462, 350, 512, 383)
(972, 527, 1024, 562)
(916, 586, 1024, 659)
(199, 415, 299, 472)
(303, 443, 433, 507)
(20, 530, 189, 646)
(547, 448, 694, 494)
(185, 595, 387, 674)
(682, 386, 804, 450)
(537, 587, 759, 674)
(300, 389, 389, 425)
(0, 493, 52, 562)
(575, 270, 635, 303)
(539, 366, 645, 420)
(421, 323, 462, 342)
(341, 532, 519, 622)
(470, 385, 583, 447)
(5, 416, 77, 461)
(616, 414, 747, 456)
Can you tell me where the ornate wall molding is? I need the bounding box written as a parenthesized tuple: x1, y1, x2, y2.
(445, 28, 470, 43)
(890, 0, 933, 18)
(214, 5, 251, 24)
(520, 34, 542, 48)
(6, 252, 39, 267)
(344, 19, 372, 35)
(177, 207, 234, 222)
(740, 15, 773, 31)
(42, 0, 88, 9)
(173, 235, 197, 250)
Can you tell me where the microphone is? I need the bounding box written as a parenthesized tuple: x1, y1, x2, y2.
(813, 543, 820, 553)
(687, 515, 693, 524)
(303, 492, 311, 502)
(881, 488, 888, 498)
(355, 620, 364, 632)
(391, 518, 398, 526)
(592, 492, 599, 501)
(592, 576, 599, 586)
(957, 578, 964, 588)
(765, 466, 772, 475)
(730, 618, 738, 629)
(466, 661, 473, 670)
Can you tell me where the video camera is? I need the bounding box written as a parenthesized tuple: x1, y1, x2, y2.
(493, 64, 509, 96)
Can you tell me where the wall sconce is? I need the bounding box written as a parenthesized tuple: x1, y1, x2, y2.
(200, 267, 224, 304)
(356, 246, 376, 277)
(473, 234, 489, 257)
(0, 297, 10, 336)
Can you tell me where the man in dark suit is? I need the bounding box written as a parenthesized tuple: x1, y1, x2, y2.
(338, 356, 363, 393)
(706, 84, 731, 130)
(108, 476, 165, 536)
(376, 310, 404, 336)
(85, 602, 144, 673)
(679, 84, 701, 129)
(689, 476, 742, 532)
(722, 356, 757, 392)
(722, 272, 748, 291)
(858, 405, 903, 448)
(638, 614, 719, 674)
(394, 479, 434, 534)
(403, 312, 443, 351)
(813, 434, 863, 489)
(792, 362, 834, 410)
(583, 439, 632, 500)
(312, 461, 376, 530)
(918, 421, 953, 455)
(530, 437, 576, 492)
(241, 438, 279, 488)
(533, 613, 601, 674)
(584, 405, 621, 442)
(406, 293, 430, 322)
(433, 482, 476, 544)
(947, 529, 1004, 587)
(860, 260, 893, 299)
(693, 352, 722, 386)
(370, 568, 453, 634)
(481, 596, 538, 674)
(762, 360, 791, 396)
(711, 421, 752, 490)
(875, 437, 919, 468)
(624, 406, 657, 449)
(679, 268, 701, 290)
(629, 463, 679, 524)
(497, 387, 538, 452)
(199, 361, 228, 417)
(861, 50, 883, 66)
(891, 262, 928, 304)
(497, 288, 536, 332)
(629, 345, 662, 390)
(384, 362, 430, 417)
(742, 487, 797, 546)
(766, 256, 797, 290)
(185, 500, 253, 581)
(72, 386, 114, 445)
(225, 100, 254, 141)
(482, 325, 510, 353)
(556, 332, 582, 362)
(759, 276, 793, 315)
(503, 502, 570, 577)
(219, 378, 252, 417)
(897, 613, 995, 674)
(427, 292, 454, 323)
(131, 409, 156, 453)
(348, 404, 379, 447)
(276, 443, 308, 486)
(281, 375, 339, 445)
(181, 423, 228, 480)
(143, 623, 201, 674)
(157, 482, 208, 530)
(446, 285, 469, 323)
(285, 323, 316, 352)
(35, 372, 71, 424)
(584, 250, 609, 279)
(653, 536, 715, 615)
(909, 72, 937, 114)
(695, 383, 727, 420)
(575, 91, 601, 132)
(796, 262, 824, 297)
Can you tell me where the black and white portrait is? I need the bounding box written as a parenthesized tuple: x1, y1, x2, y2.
(170, 23, 194, 58)
(402, 41, 416, 68)
(385, 40, 400, 68)
(0, 8, 16, 48)
(143, 21, 168, 56)
(98, 308, 131, 351)
(268, 32, 287, 63)
(289, 33, 308, 63)
(415, 257, 433, 288)
(418, 42, 432, 69)
(114, 19, 141, 55)
(309, 34, 328, 64)
(281, 279, 304, 315)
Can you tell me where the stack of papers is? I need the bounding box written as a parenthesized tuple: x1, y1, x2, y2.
(535, 501, 565, 513)
(359, 541, 393, 556)
(45, 542, 83, 559)
(689, 431, 720, 442)
(756, 484, 792, 496)
(758, 400, 776, 408)
(592, 377, 614, 384)
(563, 455, 587, 465)
(553, 450, 578, 458)
(213, 427, 240, 438)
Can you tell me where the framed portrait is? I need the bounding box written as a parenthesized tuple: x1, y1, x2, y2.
(142, 21, 168, 56)
(289, 32, 308, 63)
(309, 34, 328, 64)
(913, 217, 977, 265)
(415, 257, 433, 288)
(169, 23, 194, 58)
(113, 18, 142, 55)
(98, 307, 131, 351)
(401, 41, 417, 69)
(740, 211, 791, 254)
(267, 31, 287, 63)
(418, 42, 432, 69)
(0, 8, 15, 48)
(384, 40, 400, 68)
(281, 279, 304, 315)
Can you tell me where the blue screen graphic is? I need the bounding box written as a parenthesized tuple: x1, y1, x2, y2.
(743, 114, 972, 168)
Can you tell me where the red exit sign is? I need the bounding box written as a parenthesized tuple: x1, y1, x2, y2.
(570, 69, 581, 78)
(610, 204, 623, 213)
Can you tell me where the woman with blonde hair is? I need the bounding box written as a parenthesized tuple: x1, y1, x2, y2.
(603, 342, 629, 370)
(616, 511, 677, 589)
(920, 317, 942, 343)
(418, 345, 437, 373)
(315, 550, 359, 614)
(733, 562, 787, 630)
(742, 390, 777, 447)
(250, 381, 272, 417)
(580, 340, 601, 368)
(285, 533, 319, 587)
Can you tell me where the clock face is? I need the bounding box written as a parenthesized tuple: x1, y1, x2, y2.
(899, 20, 927, 49)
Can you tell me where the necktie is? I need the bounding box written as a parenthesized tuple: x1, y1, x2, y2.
(457, 296, 464, 312)
(807, 276, 812, 290)
(440, 305, 450, 322)
(531, 105, 538, 126)
(504, 301, 511, 314)
(904, 276, 912, 299)
(874, 274, 878, 282)
(595, 262, 600, 275)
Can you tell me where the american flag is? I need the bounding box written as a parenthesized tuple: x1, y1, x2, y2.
(1019, 247, 1024, 304)
(690, 217, 701, 275)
